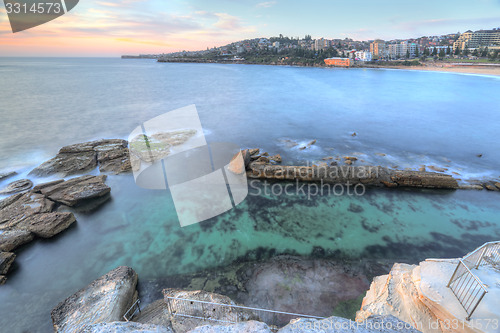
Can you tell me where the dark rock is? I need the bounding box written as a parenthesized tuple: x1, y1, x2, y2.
(0, 192, 55, 227)
(31, 139, 130, 177)
(16, 212, 76, 238)
(477, 154, 483, 158)
(30, 151, 97, 177)
(248, 149, 260, 156)
(0, 251, 15, 275)
(32, 180, 65, 193)
(83, 322, 173, 333)
(0, 179, 33, 195)
(59, 139, 127, 154)
(0, 229, 34, 251)
(38, 175, 111, 206)
(269, 154, 282, 163)
(390, 171, 458, 189)
(51, 266, 139, 333)
(0, 275, 6, 285)
(0, 171, 17, 182)
(496, 182, 500, 190)
(485, 184, 499, 191)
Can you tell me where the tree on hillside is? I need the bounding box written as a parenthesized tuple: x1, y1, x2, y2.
(454, 47, 461, 56)
(439, 49, 445, 58)
(481, 47, 489, 57)
(406, 50, 410, 59)
(415, 47, 419, 57)
(304, 35, 312, 41)
(424, 47, 429, 56)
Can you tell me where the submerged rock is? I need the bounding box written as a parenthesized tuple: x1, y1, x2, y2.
(0, 171, 17, 182)
(0, 251, 15, 275)
(51, 266, 139, 333)
(83, 322, 173, 333)
(35, 175, 111, 206)
(0, 179, 33, 195)
(0, 229, 34, 251)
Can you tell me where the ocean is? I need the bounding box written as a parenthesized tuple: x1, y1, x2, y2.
(0, 57, 499, 332)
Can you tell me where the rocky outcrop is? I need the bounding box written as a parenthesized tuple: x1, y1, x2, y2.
(0, 192, 55, 228)
(0, 179, 33, 195)
(245, 155, 459, 190)
(0, 251, 15, 284)
(30, 139, 130, 176)
(0, 175, 111, 284)
(0, 229, 34, 251)
(15, 212, 76, 238)
(188, 321, 272, 333)
(278, 315, 421, 333)
(83, 322, 173, 333)
(356, 259, 498, 333)
(0, 251, 15, 275)
(34, 175, 111, 206)
(51, 266, 139, 333)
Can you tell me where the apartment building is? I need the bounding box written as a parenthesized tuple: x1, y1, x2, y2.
(369, 40, 386, 59)
(453, 29, 500, 50)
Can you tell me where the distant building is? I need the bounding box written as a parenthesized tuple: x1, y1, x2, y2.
(387, 41, 417, 59)
(370, 40, 386, 59)
(355, 51, 372, 61)
(273, 42, 280, 48)
(453, 29, 500, 50)
(314, 38, 331, 51)
(324, 57, 351, 67)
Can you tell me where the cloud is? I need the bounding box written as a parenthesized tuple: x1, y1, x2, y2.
(256, 1, 277, 8)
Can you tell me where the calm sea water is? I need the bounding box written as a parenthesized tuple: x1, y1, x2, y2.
(0, 58, 499, 332)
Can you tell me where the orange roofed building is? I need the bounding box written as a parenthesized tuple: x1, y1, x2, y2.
(324, 57, 351, 67)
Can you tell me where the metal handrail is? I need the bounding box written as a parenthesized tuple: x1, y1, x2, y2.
(123, 299, 141, 322)
(447, 240, 499, 320)
(165, 296, 325, 327)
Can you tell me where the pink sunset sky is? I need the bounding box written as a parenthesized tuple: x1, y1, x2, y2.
(1, 0, 499, 57)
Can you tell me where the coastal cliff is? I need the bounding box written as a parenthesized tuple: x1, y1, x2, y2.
(356, 259, 500, 333)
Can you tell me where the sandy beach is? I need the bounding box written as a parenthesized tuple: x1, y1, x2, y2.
(390, 63, 500, 76)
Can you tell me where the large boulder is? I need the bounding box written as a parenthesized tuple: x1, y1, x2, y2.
(35, 175, 111, 206)
(0, 179, 33, 195)
(0, 229, 34, 251)
(188, 321, 272, 333)
(30, 139, 130, 176)
(0, 251, 15, 275)
(82, 322, 173, 333)
(51, 266, 139, 333)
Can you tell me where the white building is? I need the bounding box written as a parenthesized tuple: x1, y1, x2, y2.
(354, 51, 372, 61)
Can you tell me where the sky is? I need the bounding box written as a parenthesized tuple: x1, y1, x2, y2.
(0, 0, 499, 56)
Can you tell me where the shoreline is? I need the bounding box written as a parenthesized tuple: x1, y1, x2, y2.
(155, 58, 500, 76)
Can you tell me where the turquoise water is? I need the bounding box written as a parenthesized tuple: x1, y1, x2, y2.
(0, 58, 499, 332)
